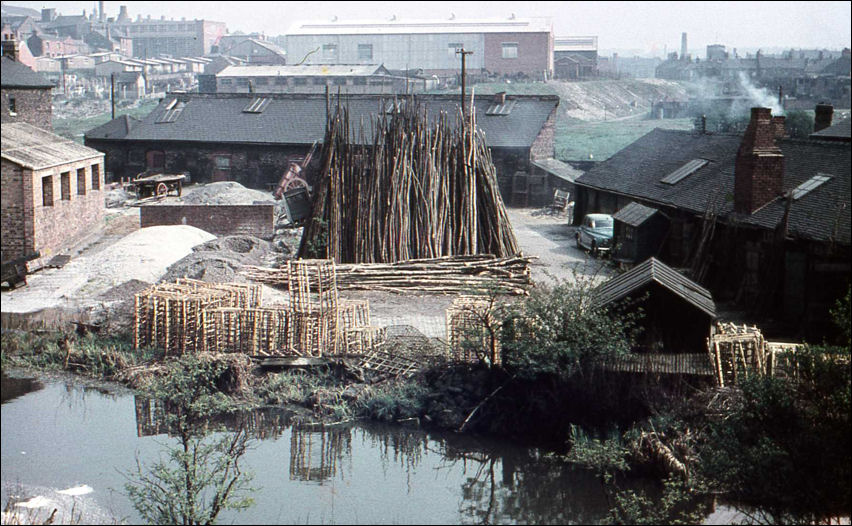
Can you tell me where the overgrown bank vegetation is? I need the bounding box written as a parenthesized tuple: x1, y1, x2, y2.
(2, 284, 849, 524)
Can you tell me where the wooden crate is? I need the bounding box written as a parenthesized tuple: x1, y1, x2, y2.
(205, 307, 289, 356)
(445, 295, 502, 365)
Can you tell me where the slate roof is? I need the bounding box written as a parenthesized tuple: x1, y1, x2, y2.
(595, 257, 717, 317)
(86, 115, 141, 141)
(0, 56, 54, 88)
(810, 117, 851, 141)
(613, 201, 660, 227)
(2, 122, 103, 170)
(575, 128, 851, 245)
(85, 93, 559, 149)
(531, 158, 583, 183)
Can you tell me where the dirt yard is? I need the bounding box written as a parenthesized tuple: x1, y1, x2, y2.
(1, 186, 613, 340)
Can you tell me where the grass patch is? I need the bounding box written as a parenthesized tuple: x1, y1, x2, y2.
(53, 100, 159, 144)
(555, 117, 694, 162)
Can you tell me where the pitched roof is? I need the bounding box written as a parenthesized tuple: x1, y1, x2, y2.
(595, 257, 716, 317)
(613, 201, 660, 227)
(810, 117, 851, 141)
(531, 158, 583, 183)
(85, 114, 141, 140)
(85, 92, 559, 149)
(575, 128, 851, 245)
(2, 122, 103, 170)
(0, 56, 54, 88)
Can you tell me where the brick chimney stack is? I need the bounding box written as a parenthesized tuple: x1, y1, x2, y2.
(771, 115, 787, 139)
(494, 92, 506, 105)
(814, 103, 834, 133)
(734, 107, 785, 214)
(1, 33, 19, 62)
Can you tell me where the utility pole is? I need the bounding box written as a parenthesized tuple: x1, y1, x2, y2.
(456, 47, 473, 116)
(110, 73, 115, 119)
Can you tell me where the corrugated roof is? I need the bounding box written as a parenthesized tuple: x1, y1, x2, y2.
(2, 122, 103, 170)
(217, 64, 390, 78)
(288, 17, 552, 36)
(1, 56, 55, 88)
(554, 36, 598, 52)
(574, 128, 851, 245)
(613, 201, 660, 227)
(595, 257, 716, 317)
(85, 92, 559, 149)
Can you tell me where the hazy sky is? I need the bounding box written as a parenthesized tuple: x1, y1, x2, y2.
(6, 1, 851, 55)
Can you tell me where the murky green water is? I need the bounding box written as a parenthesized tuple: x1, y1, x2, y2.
(1, 372, 735, 524)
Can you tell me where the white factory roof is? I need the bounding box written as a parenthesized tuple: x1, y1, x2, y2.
(554, 36, 598, 52)
(288, 16, 553, 36)
(217, 64, 393, 77)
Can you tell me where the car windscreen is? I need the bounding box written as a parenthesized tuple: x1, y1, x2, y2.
(591, 218, 613, 229)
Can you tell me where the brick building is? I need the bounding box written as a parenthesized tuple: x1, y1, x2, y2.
(1, 122, 105, 269)
(84, 92, 559, 204)
(285, 16, 553, 80)
(1, 50, 55, 131)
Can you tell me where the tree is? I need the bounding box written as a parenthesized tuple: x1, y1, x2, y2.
(124, 355, 255, 525)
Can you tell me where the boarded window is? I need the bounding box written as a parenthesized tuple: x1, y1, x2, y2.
(91, 164, 101, 190)
(8, 96, 16, 114)
(502, 43, 518, 59)
(358, 44, 373, 61)
(77, 168, 86, 195)
(274, 77, 287, 85)
(61, 172, 71, 200)
(42, 175, 53, 206)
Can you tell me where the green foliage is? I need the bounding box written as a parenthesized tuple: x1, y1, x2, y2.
(830, 286, 851, 347)
(698, 353, 851, 523)
(357, 380, 430, 422)
(605, 474, 707, 526)
(124, 355, 256, 525)
(500, 276, 642, 381)
(783, 110, 814, 139)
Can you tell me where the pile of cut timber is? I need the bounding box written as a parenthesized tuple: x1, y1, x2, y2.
(242, 254, 533, 295)
(299, 96, 519, 263)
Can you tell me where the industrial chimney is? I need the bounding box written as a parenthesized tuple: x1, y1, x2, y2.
(734, 108, 785, 214)
(681, 32, 688, 61)
(99, 1, 105, 22)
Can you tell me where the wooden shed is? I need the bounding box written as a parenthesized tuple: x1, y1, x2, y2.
(612, 201, 669, 265)
(595, 258, 716, 354)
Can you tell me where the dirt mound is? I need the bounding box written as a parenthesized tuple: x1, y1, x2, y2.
(97, 279, 152, 302)
(105, 188, 132, 208)
(549, 78, 690, 122)
(160, 235, 273, 284)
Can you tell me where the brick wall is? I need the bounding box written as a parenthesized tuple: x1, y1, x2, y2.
(529, 106, 557, 161)
(1, 87, 53, 130)
(140, 204, 274, 238)
(483, 32, 552, 78)
(1, 159, 29, 260)
(30, 157, 105, 268)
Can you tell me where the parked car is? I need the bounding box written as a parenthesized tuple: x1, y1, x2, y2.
(575, 213, 614, 255)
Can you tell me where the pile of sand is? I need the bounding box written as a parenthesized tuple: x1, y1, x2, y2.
(160, 235, 272, 284)
(177, 182, 275, 205)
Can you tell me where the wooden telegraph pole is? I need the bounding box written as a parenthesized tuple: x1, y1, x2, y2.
(456, 47, 473, 116)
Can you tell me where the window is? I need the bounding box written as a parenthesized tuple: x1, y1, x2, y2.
(501, 42, 518, 59)
(60, 172, 71, 200)
(220, 78, 233, 86)
(214, 156, 230, 170)
(333, 78, 347, 86)
(791, 173, 831, 200)
(274, 77, 287, 85)
(358, 44, 373, 61)
(448, 43, 463, 58)
(42, 175, 53, 207)
(91, 164, 100, 190)
(236, 78, 250, 87)
(243, 97, 270, 113)
(293, 77, 307, 85)
(8, 96, 16, 114)
(322, 44, 337, 60)
(77, 168, 86, 195)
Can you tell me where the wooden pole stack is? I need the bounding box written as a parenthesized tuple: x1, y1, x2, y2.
(242, 254, 533, 296)
(299, 95, 520, 264)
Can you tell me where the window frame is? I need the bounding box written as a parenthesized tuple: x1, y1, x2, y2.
(501, 42, 519, 59)
(77, 167, 87, 195)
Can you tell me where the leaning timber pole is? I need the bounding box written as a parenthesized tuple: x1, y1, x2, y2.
(457, 47, 473, 117)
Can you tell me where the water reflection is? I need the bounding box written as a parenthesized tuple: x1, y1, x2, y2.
(0, 373, 44, 404)
(289, 425, 351, 483)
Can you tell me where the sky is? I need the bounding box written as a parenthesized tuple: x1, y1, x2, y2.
(4, 1, 851, 56)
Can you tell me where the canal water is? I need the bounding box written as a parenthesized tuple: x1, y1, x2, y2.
(1, 372, 734, 524)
